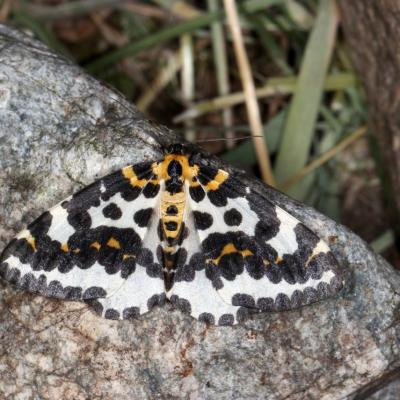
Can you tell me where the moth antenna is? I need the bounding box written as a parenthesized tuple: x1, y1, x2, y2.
(195, 135, 264, 144)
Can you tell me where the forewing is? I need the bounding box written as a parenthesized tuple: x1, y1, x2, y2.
(172, 163, 343, 325)
(0, 162, 165, 319)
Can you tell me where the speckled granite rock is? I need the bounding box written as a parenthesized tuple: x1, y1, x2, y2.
(0, 24, 399, 400)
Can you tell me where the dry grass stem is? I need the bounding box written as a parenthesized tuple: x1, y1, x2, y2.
(223, 0, 275, 186)
(280, 126, 367, 191)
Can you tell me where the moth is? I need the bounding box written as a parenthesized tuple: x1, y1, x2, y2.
(0, 142, 343, 325)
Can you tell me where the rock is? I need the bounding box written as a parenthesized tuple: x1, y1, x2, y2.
(0, 24, 399, 400)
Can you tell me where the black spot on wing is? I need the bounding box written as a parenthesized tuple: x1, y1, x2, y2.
(232, 293, 256, 308)
(303, 287, 318, 305)
(207, 190, 228, 207)
(275, 293, 291, 311)
(197, 165, 218, 185)
(143, 183, 160, 198)
(198, 312, 215, 325)
(174, 252, 206, 283)
(236, 307, 252, 323)
(0, 263, 21, 285)
(123, 307, 140, 320)
(193, 211, 213, 230)
(120, 185, 142, 202)
(257, 297, 274, 312)
(148, 293, 166, 309)
(105, 308, 120, 320)
(102, 203, 122, 220)
(86, 299, 104, 316)
(63, 286, 83, 300)
(224, 208, 242, 226)
(46, 280, 65, 298)
(290, 290, 303, 308)
(218, 314, 234, 326)
(218, 252, 245, 281)
(265, 264, 282, 284)
(205, 263, 223, 290)
(189, 185, 205, 202)
(144, 261, 163, 279)
(255, 220, 280, 244)
(120, 257, 136, 279)
(67, 210, 92, 231)
(83, 286, 107, 299)
(133, 161, 156, 179)
(19, 272, 38, 292)
(136, 248, 154, 267)
(134, 208, 153, 227)
(170, 295, 192, 315)
(247, 190, 280, 241)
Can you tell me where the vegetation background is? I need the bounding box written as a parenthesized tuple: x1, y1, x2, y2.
(2, 0, 395, 266)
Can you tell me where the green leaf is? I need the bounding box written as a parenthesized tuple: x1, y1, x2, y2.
(274, 0, 338, 200)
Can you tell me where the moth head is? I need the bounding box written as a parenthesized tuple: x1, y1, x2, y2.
(166, 143, 186, 155)
(165, 142, 203, 166)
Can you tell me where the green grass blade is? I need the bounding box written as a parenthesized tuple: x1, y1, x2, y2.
(274, 0, 338, 199)
(86, 0, 287, 74)
(370, 230, 394, 253)
(86, 12, 221, 73)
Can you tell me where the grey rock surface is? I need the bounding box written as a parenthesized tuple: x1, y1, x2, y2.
(0, 24, 399, 400)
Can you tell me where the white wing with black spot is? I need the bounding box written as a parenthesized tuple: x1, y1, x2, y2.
(0, 163, 165, 320)
(171, 164, 343, 325)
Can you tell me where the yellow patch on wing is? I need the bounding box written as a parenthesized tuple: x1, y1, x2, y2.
(205, 169, 229, 191)
(123, 254, 135, 261)
(208, 243, 253, 266)
(61, 243, 69, 252)
(122, 166, 159, 188)
(26, 235, 37, 252)
(263, 256, 283, 267)
(90, 241, 101, 251)
(107, 238, 121, 250)
(305, 240, 329, 267)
